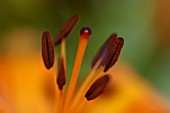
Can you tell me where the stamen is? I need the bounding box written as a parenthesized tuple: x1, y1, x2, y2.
(104, 37, 124, 72)
(57, 57, 66, 90)
(54, 14, 80, 45)
(57, 40, 66, 113)
(91, 33, 117, 69)
(85, 74, 109, 101)
(70, 67, 104, 111)
(42, 31, 54, 69)
(63, 26, 91, 111)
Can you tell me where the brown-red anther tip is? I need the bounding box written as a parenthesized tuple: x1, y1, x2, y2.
(54, 14, 80, 45)
(85, 75, 109, 101)
(57, 57, 66, 90)
(91, 33, 117, 69)
(80, 26, 92, 38)
(104, 37, 124, 72)
(42, 31, 54, 69)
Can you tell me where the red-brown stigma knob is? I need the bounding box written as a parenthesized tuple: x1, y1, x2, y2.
(80, 26, 92, 39)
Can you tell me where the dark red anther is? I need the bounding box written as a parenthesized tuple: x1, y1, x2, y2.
(54, 14, 80, 45)
(85, 75, 109, 101)
(91, 33, 117, 69)
(104, 37, 124, 72)
(57, 57, 66, 90)
(42, 31, 54, 69)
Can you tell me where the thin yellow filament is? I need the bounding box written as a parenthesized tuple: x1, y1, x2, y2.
(58, 90, 64, 113)
(61, 39, 66, 70)
(71, 67, 105, 111)
(75, 98, 87, 113)
(67, 98, 87, 113)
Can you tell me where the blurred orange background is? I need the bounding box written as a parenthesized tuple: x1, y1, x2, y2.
(0, 0, 170, 113)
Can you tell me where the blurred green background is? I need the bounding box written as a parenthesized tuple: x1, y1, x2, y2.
(0, 0, 170, 99)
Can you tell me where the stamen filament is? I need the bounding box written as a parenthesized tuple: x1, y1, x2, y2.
(58, 90, 64, 113)
(67, 98, 87, 113)
(71, 66, 104, 109)
(61, 39, 67, 70)
(75, 98, 87, 113)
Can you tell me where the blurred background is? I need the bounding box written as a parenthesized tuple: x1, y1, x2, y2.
(0, 0, 170, 102)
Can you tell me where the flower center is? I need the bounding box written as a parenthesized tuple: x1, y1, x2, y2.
(41, 14, 124, 113)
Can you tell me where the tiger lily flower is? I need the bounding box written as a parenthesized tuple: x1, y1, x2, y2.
(0, 14, 169, 113)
